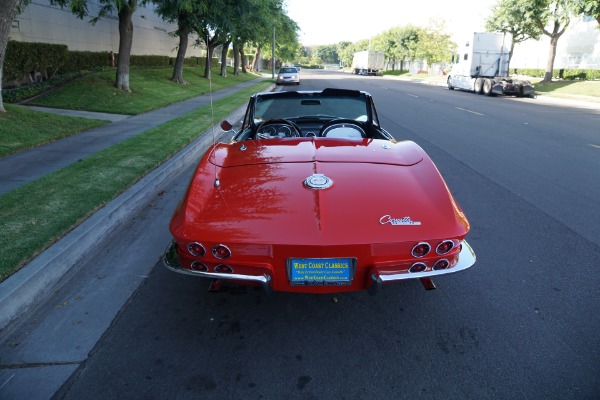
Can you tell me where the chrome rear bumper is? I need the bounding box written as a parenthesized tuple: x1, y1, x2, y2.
(163, 240, 475, 296)
(367, 240, 476, 294)
(162, 241, 273, 295)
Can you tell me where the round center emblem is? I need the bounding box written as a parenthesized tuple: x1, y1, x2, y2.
(304, 174, 333, 189)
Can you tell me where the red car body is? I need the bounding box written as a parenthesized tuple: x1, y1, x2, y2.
(163, 89, 475, 294)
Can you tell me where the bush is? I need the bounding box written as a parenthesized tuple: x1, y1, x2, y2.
(4, 41, 68, 82)
(130, 55, 170, 67)
(511, 68, 600, 80)
(560, 68, 600, 80)
(64, 51, 113, 71)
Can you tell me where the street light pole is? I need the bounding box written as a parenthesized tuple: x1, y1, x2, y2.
(272, 27, 275, 79)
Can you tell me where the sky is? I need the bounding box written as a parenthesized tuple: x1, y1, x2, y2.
(284, 0, 498, 46)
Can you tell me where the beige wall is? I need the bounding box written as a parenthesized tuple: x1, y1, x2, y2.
(10, 0, 203, 57)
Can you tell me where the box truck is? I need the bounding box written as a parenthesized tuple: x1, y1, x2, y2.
(352, 51, 385, 76)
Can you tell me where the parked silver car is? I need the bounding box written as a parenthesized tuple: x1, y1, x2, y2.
(276, 67, 300, 85)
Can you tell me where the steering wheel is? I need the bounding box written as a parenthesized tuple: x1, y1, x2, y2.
(255, 119, 301, 139)
(319, 119, 367, 138)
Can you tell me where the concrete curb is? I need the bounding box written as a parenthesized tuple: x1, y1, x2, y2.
(0, 105, 248, 331)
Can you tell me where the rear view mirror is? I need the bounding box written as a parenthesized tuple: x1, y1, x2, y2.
(220, 120, 233, 132)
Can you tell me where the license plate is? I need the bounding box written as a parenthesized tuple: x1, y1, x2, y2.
(287, 258, 355, 286)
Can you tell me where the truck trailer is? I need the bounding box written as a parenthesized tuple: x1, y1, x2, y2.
(352, 51, 385, 76)
(447, 32, 534, 97)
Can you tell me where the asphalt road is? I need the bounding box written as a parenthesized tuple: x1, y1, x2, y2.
(2, 69, 600, 399)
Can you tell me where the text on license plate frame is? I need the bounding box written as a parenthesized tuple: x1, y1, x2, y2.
(287, 257, 356, 286)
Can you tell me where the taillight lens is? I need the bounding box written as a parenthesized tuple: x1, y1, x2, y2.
(214, 264, 234, 273)
(212, 244, 231, 259)
(409, 262, 427, 273)
(436, 240, 454, 255)
(190, 261, 209, 272)
(433, 259, 450, 270)
(411, 242, 431, 258)
(187, 242, 206, 257)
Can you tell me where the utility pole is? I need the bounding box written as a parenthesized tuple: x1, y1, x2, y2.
(272, 27, 275, 79)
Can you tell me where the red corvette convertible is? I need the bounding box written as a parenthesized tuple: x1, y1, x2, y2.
(163, 88, 475, 294)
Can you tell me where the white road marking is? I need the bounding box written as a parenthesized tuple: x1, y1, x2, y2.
(455, 107, 484, 116)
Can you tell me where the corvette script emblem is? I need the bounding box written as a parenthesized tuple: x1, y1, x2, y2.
(379, 215, 422, 226)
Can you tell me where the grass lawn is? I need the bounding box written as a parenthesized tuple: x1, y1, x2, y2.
(531, 79, 600, 100)
(0, 80, 273, 282)
(27, 67, 261, 115)
(0, 104, 109, 157)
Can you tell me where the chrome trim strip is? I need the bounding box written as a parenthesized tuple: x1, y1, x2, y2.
(163, 241, 272, 295)
(374, 240, 476, 284)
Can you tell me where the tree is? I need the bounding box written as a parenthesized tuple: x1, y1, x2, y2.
(371, 28, 401, 70)
(335, 41, 351, 67)
(522, 0, 577, 82)
(575, 0, 600, 24)
(0, 0, 28, 112)
(314, 44, 338, 64)
(396, 26, 421, 71)
(416, 20, 455, 66)
(153, 0, 207, 84)
(245, 0, 297, 72)
(52, 0, 139, 91)
(486, 0, 543, 65)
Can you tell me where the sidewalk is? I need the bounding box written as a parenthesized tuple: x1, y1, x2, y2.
(0, 79, 271, 331)
(0, 79, 263, 195)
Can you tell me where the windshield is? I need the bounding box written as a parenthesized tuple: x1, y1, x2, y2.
(278, 67, 297, 73)
(253, 94, 369, 122)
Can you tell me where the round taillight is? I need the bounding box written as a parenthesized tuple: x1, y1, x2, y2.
(436, 240, 454, 255)
(411, 242, 431, 258)
(187, 242, 206, 257)
(409, 262, 427, 273)
(214, 264, 233, 273)
(190, 261, 209, 272)
(433, 259, 450, 270)
(212, 244, 231, 259)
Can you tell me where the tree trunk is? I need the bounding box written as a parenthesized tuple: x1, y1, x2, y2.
(115, 1, 136, 92)
(232, 42, 240, 75)
(240, 46, 247, 74)
(0, 0, 21, 112)
(543, 35, 559, 83)
(220, 40, 229, 76)
(252, 45, 261, 72)
(172, 29, 189, 84)
(537, 17, 567, 84)
(203, 38, 215, 79)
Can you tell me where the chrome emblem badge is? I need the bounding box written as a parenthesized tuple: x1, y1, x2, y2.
(379, 215, 422, 226)
(304, 174, 333, 189)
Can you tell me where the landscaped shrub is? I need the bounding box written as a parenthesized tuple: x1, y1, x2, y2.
(511, 68, 600, 80)
(4, 41, 68, 82)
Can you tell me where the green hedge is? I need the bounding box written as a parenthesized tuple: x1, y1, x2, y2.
(559, 68, 600, 80)
(511, 68, 600, 80)
(4, 41, 69, 81)
(63, 50, 114, 71)
(3, 40, 220, 87)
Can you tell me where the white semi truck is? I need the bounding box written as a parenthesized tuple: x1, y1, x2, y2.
(352, 51, 385, 76)
(447, 32, 534, 97)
